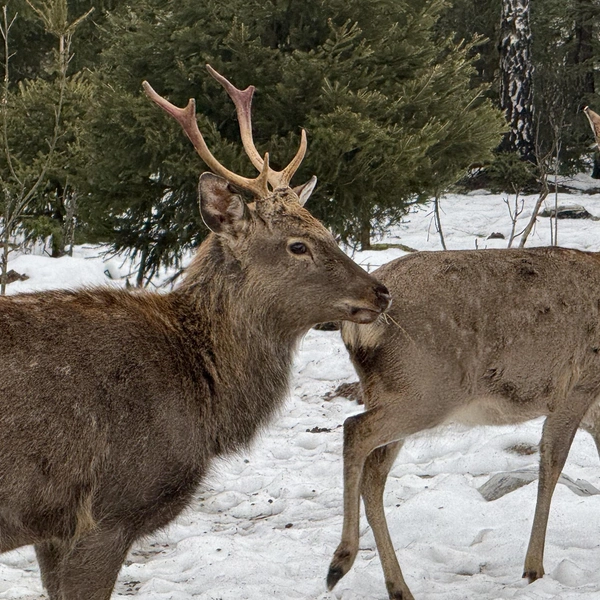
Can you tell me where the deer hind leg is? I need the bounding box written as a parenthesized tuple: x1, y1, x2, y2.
(580, 400, 600, 459)
(35, 539, 68, 600)
(58, 525, 135, 600)
(327, 407, 404, 593)
(361, 442, 414, 600)
(523, 396, 593, 582)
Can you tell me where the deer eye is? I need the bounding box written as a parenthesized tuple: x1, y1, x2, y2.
(289, 242, 308, 255)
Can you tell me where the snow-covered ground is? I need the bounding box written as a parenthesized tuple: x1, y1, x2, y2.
(3, 189, 600, 600)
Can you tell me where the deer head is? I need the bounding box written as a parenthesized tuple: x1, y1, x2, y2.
(143, 66, 390, 331)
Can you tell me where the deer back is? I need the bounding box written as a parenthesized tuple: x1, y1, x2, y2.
(342, 246, 600, 425)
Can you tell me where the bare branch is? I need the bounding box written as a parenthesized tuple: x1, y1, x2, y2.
(505, 192, 524, 248)
(1, 6, 22, 186)
(433, 194, 447, 250)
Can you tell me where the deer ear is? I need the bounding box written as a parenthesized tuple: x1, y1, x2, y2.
(199, 173, 249, 236)
(292, 175, 317, 206)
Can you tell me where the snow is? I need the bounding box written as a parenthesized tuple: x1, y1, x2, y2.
(2, 189, 600, 599)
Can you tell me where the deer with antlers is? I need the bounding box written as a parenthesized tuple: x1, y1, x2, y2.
(0, 65, 390, 599)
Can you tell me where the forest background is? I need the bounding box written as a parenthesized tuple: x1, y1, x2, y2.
(0, 0, 597, 287)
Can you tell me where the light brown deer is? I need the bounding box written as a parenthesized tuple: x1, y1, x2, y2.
(327, 247, 600, 599)
(0, 65, 390, 600)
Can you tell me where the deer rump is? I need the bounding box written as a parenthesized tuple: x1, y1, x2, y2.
(331, 245, 600, 600)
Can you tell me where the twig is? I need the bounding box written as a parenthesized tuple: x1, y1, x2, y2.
(433, 194, 447, 250)
(505, 190, 524, 248)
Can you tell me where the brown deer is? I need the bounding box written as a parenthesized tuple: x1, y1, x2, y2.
(327, 247, 600, 599)
(0, 65, 390, 600)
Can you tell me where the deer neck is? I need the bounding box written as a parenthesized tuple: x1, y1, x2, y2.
(172, 236, 299, 453)
(178, 235, 303, 341)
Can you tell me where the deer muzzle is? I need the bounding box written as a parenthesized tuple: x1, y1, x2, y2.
(341, 283, 392, 324)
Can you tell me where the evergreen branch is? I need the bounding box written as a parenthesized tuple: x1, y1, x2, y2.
(66, 7, 94, 35)
(16, 31, 70, 212)
(24, 0, 48, 27)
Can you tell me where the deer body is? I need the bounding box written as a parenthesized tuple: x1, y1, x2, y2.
(0, 69, 390, 599)
(328, 246, 600, 600)
(0, 246, 301, 549)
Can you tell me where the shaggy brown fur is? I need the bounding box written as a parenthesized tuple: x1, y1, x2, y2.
(0, 181, 389, 599)
(328, 247, 600, 600)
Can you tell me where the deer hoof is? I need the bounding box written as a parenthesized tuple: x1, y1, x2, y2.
(386, 580, 414, 600)
(327, 545, 356, 590)
(326, 565, 345, 590)
(523, 568, 543, 583)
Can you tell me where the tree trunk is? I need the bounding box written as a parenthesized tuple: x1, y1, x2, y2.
(136, 245, 148, 288)
(572, 0, 595, 96)
(1, 226, 10, 295)
(499, 0, 535, 162)
(50, 235, 64, 258)
(433, 195, 447, 250)
(359, 221, 371, 251)
(63, 189, 77, 257)
(50, 188, 65, 258)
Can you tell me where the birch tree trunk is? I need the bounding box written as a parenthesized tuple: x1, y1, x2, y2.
(499, 0, 535, 162)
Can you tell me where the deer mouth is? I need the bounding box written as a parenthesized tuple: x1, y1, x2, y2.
(342, 299, 390, 324)
(347, 306, 384, 324)
(338, 284, 391, 324)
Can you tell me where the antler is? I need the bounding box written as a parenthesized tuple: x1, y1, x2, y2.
(142, 81, 270, 198)
(206, 64, 307, 189)
(584, 106, 600, 148)
(143, 66, 308, 197)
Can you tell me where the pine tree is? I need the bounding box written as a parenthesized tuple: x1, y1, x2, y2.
(0, 0, 92, 292)
(79, 0, 504, 280)
(0, 1, 116, 263)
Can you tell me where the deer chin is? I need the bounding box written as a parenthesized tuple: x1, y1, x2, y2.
(339, 303, 384, 324)
(349, 308, 383, 324)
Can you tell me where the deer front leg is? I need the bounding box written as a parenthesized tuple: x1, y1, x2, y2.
(523, 400, 590, 582)
(35, 539, 68, 600)
(59, 525, 135, 600)
(327, 408, 400, 592)
(361, 442, 414, 600)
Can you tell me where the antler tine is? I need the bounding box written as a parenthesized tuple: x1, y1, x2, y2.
(584, 106, 600, 148)
(206, 64, 307, 189)
(142, 80, 269, 198)
(280, 128, 307, 187)
(205, 64, 265, 174)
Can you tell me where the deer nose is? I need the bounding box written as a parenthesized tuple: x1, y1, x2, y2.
(373, 283, 391, 311)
